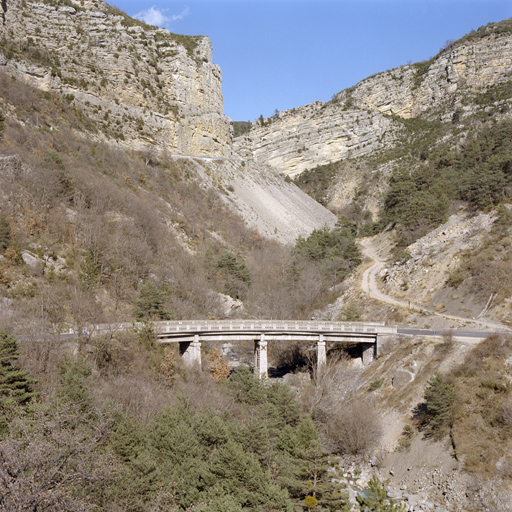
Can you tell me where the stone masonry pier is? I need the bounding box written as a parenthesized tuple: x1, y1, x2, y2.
(153, 320, 397, 378)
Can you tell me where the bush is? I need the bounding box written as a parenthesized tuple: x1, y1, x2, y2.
(468, 334, 512, 364)
(326, 400, 382, 455)
(390, 246, 411, 264)
(206, 348, 232, 382)
(446, 270, 465, 289)
(368, 377, 383, 391)
(343, 302, 362, 322)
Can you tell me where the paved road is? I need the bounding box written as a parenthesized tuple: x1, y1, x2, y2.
(397, 328, 511, 341)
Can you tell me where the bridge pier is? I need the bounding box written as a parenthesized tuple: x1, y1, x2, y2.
(254, 334, 268, 379)
(180, 334, 202, 369)
(361, 341, 376, 366)
(317, 335, 326, 371)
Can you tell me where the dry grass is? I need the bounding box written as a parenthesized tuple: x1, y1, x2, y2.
(449, 335, 512, 476)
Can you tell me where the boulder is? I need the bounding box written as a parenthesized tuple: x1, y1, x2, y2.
(392, 368, 415, 388)
(22, 251, 43, 274)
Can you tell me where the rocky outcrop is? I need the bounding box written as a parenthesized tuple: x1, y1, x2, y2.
(235, 103, 398, 177)
(0, 0, 232, 156)
(348, 32, 512, 120)
(235, 23, 512, 176)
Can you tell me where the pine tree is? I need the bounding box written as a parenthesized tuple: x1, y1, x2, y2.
(423, 372, 457, 438)
(215, 252, 252, 299)
(0, 213, 11, 255)
(356, 476, 406, 511)
(0, 329, 38, 422)
(277, 417, 349, 510)
(132, 280, 172, 320)
(79, 248, 101, 291)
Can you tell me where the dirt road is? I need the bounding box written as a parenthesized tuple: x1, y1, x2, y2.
(359, 239, 510, 332)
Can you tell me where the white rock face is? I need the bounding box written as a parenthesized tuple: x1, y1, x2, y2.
(1, 0, 232, 156)
(235, 29, 512, 176)
(235, 104, 397, 177)
(348, 35, 512, 119)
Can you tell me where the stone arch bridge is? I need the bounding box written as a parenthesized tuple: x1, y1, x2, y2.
(152, 320, 397, 378)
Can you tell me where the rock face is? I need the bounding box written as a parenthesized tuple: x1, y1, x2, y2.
(235, 103, 397, 178)
(349, 33, 512, 120)
(0, 0, 232, 156)
(235, 25, 512, 176)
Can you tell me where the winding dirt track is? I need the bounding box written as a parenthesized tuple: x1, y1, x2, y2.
(359, 239, 510, 332)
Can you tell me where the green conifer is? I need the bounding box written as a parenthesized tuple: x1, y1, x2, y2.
(356, 476, 406, 511)
(0, 329, 38, 422)
(0, 213, 11, 254)
(132, 280, 172, 320)
(423, 371, 457, 437)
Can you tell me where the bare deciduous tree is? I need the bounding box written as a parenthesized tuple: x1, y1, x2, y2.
(0, 400, 117, 511)
(324, 400, 383, 456)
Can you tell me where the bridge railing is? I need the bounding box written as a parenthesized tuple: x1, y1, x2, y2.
(69, 320, 397, 339)
(154, 320, 395, 334)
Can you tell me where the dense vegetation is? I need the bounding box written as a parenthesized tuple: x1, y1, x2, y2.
(293, 223, 361, 284)
(293, 163, 339, 206)
(233, 121, 252, 138)
(0, 330, 356, 511)
(383, 119, 512, 246)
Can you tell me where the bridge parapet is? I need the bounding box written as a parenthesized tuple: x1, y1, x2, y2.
(79, 320, 396, 378)
(154, 320, 396, 336)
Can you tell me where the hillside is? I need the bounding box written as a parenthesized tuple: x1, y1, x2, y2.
(0, 0, 336, 245)
(1, 4, 512, 511)
(234, 18, 512, 329)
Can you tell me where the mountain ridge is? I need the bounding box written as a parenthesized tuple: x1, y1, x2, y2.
(235, 18, 512, 177)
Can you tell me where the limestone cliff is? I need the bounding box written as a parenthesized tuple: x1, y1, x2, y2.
(0, 0, 336, 244)
(235, 21, 512, 177)
(0, 0, 232, 156)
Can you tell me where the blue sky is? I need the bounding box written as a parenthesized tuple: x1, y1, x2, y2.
(111, 0, 512, 122)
